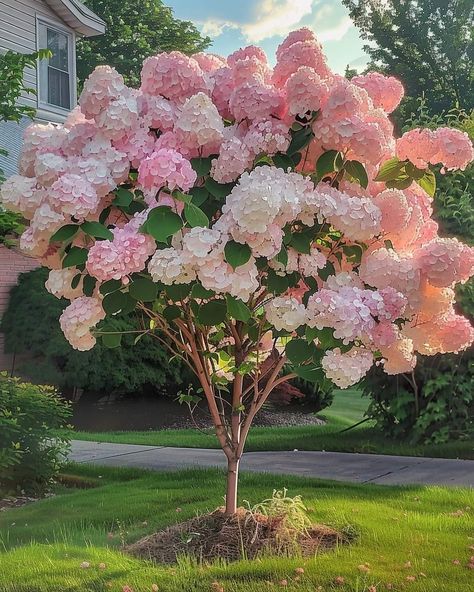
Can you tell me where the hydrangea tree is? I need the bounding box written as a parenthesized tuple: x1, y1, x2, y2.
(1, 28, 473, 515)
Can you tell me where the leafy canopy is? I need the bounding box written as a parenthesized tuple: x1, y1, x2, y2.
(77, 0, 211, 87)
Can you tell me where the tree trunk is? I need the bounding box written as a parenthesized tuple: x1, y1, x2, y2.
(225, 456, 240, 515)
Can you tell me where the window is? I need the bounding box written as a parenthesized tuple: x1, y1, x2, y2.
(38, 21, 74, 111)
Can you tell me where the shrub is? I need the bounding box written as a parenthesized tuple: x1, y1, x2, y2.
(363, 100, 473, 444)
(1, 268, 185, 396)
(0, 373, 72, 492)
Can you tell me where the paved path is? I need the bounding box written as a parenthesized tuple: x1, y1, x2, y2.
(70, 440, 474, 487)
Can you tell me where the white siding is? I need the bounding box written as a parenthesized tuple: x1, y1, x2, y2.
(0, 0, 76, 175)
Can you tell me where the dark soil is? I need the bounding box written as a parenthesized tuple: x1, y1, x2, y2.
(126, 507, 344, 564)
(0, 493, 54, 512)
(72, 395, 325, 432)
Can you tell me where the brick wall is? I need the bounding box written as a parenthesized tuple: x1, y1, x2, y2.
(0, 245, 39, 372)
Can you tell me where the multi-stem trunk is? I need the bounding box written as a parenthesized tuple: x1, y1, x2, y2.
(225, 455, 240, 515)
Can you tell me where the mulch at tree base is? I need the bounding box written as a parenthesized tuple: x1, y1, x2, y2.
(126, 508, 345, 564)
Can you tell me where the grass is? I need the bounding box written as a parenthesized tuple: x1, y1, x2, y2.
(73, 390, 474, 459)
(1, 464, 473, 592)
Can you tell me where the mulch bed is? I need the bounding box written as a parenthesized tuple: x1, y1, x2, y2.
(0, 493, 54, 512)
(126, 507, 345, 564)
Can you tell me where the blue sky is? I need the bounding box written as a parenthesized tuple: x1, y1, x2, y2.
(167, 0, 369, 74)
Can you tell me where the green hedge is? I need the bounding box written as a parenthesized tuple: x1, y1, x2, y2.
(1, 268, 186, 396)
(0, 373, 72, 492)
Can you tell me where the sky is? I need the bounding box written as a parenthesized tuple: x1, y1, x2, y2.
(166, 0, 369, 74)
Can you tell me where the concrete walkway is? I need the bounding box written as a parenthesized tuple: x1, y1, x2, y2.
(70, 440, 474, 487)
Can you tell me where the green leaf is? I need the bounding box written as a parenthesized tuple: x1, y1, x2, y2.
(163, 304, 181, 321)
(276, 245, 288, 267)
(342, 244, 364, 264)
(344, 160, 369, 189)
(224, 240, 252, 269)
(112, 188, 133, 207)
(189, 187, 210, 207)
(197, 300, 227, 325)
(374, 157, 407, 182)
(285, 338, 313, 363)
(316, 150, 341, 178)
(129, 277, 158, 301)
(99, 279, 122, 295)
(166, 283, 192, 301)
(266, 270, 290, 295)
(102, 290, 129, 314)
(318, 261, 335, 281)
(191, 157, 213, 177)
(71, 273, 81, 290)
(205, 177, 233, 199)
(83, 275, 97, 297)
(81, 221, 114, 241)
(191, 283, 215, 299)
(290, 231, 312, 255)
(385, 177, 413, 190)
(50, 224, 78, 243)
(405, 162, 426, 180)
(62, 247, 88, 269)
(184, 202, 209, 228)
(287, 127, 314, 156)
(293, 364, 325, 383)
(416, 169, 436, 197)
(273, 153, 295, 170)
(102, 333, 122, 348)
(99, 206, 111, 225)
(145, 206, 183, 242)
(173, 191, 192, 204)
(312, 327, 340, 349)
(226, 294, 251, 322)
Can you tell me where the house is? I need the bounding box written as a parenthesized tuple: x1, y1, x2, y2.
(0, 0, 105, 373)
(0, 0, 105, 177)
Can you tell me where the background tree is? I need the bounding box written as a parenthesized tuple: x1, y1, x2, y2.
(342, 0, 474, 116)
(76, 0, 211, 87)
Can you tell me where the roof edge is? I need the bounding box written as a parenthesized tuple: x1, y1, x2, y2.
(44, 0, 106, 37)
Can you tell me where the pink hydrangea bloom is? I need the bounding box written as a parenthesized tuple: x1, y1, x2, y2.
(229, 78, 285, 122)
(416, 237, 474, 287)
(285, 66, 330, 117)
(45, 268, 83, 300)
(19, 123, 67, 177)
(138, 149, 196, 192)
(86, 226, 155, 282)
(321, 347, 373, 388)
(0, 175, 43, 219)
(140, 51, 207, 103)
(244, 118, 291, 156)
(211, 132, 253, 183)
(265, 296, 307, 331)
(59, 296, 106, 351)
(95, 93, 139, 141)
(47, 174, 99, 218)
(113, 127, 156, 169)
(380, 338, 417, 374)
(228, 46, 268, 67)
(359, 248, 421, 295)
(352, 72, 404, 113)
(79, 66, 126, 119)
(148, 247, 196, 285)
(276, 28, 316, 60)
(192, 52, 227, 73)
(397, 127, 474, 172)
(312, 185, 382, 241)
(34, 152, 68, 187)
(210, 67, 235, 119)
(175, 92, 224, 148)
(273, 40, 330, 88)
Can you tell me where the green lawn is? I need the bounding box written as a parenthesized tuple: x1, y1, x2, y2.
(1, 464, 473, 592)
(73, 390, 474, 459)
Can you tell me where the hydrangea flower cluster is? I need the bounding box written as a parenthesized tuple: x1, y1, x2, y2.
(1, 27, 473, 391)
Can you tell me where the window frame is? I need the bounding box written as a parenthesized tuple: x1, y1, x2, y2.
(36, 16, 76, 116)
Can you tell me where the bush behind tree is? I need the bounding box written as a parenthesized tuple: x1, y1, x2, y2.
(0, 373, 72, 492)
(1, 268, 185, 396)
(363, 101, 474, 443)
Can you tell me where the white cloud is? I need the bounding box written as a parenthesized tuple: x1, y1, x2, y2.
(197, 0, 314, 43)
(241, 0, 314, 42)
(317, 15, 352, 42)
